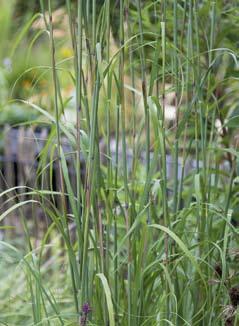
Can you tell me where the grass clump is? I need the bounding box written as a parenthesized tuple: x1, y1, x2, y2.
(0, 1, 239, 325)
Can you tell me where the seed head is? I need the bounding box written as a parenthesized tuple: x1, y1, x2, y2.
(229, 286, 239, 307)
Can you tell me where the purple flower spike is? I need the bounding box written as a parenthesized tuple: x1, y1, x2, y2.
(82, 302, 91, 314)
(80, 303, 91, 325)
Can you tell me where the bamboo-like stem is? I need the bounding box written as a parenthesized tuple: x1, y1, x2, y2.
(76, 0, 83, 280)
(173, 0, 179, 215)
(48, 0, 79, 317)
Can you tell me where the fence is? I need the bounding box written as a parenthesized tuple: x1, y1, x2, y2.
(0, 125, 78, 235)
(0, 125, 231, 235)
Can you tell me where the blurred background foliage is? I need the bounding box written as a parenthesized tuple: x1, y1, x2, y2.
(0, 0, 239, 149)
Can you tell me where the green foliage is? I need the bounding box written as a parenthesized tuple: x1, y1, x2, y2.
(0, 1, 239, 325)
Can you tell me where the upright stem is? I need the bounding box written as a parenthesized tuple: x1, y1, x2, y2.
(48, 0, 79, 317)
(76, 0, 83, 281)
(173, 0, 179, 215)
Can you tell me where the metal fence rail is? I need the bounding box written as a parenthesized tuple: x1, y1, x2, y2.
(0, 125, 78, 234)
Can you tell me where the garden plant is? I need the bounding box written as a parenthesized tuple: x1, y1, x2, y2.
(0, 0, 239, 325)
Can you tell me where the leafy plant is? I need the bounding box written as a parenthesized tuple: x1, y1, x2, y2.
(0, 1, 239, 325)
